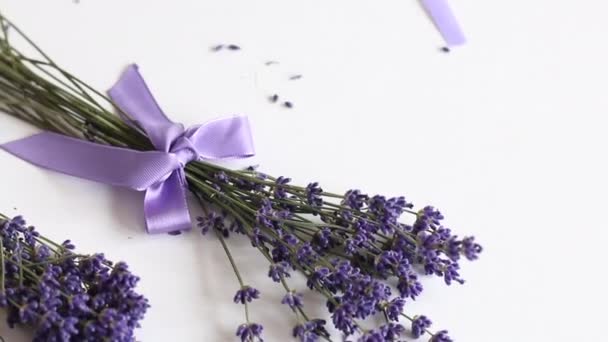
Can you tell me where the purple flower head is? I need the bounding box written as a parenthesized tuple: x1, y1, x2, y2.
(430, 330, 453, 342)
(281, 291, 304, 309)
(357, 329, 384, 342)
(214, 171, 229, 183)
(446, 236, 461, 261)
(342, 190, 369, 210)
(233, 286, 260, 304)
(331, 302, 357, 335)
(271, 244, 291, 263)
(296, 243, 317, 265)
(368, 195, 412, 227)
(384, 297, 405, 321)
(196, 212, 223, 235)
(312, 228, 335, 251)
(381, 323, 406, 340)
(273, 176, 291, 199)
(411, 315, 433, 338)
(59, 239, 75, 251)
(251, 227, 270, 247)
(443, 262, 465, 286)
(397, 272, 423, 299)
(268, 262, 291, 283)
(375, 251, 410, 278)
(283, 233, 299, 246)
(306, 182, 324, 207)
(307, 266, 331, 290)
(344, 230, 369, 256)
(293, 319, 326, 342)
(462, 236, 483, 261)
(413, 206, 444, 233)
(236, 323, 264, 342)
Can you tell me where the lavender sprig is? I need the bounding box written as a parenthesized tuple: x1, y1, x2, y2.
(0, 213, 149, 341)
(0, 12, 482, 341)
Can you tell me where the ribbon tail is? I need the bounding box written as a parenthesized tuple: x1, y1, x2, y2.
(421, 0, 466, 46)
(1, 132, 180, 191)
(144, 170, 192, 234)
(108, 64, 184, 151)
(188, 116, 255, 159)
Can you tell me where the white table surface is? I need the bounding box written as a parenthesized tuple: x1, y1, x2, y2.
(0, 0, 606, 341)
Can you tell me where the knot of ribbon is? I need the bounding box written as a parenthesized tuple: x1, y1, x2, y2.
(1, 64, 254, 234)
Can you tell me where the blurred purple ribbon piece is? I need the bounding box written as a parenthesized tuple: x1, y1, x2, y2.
(1, 64, 255, 234)
(421, 0, 466, 46)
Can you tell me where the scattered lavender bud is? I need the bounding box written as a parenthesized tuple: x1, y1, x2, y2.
(289, 74, 303, 80)
(168, 230, 182, 236)
(265, 61, 279, 66)
(283, 101, 293, 108)
(269, 94, 279, 103)
(211, 44, 224, 52)
(227, 44, 241, 51)
(440, 46, 451, 53)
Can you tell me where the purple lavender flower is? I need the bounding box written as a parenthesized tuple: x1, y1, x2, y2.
(462, 236, 483, 260)
(375, 251, 410, 278)
(283, 233, 299, 245)
(307, 267, 331, 290)
(268, 262, 291, 283)
(397, 272, 424, 299)
(312, 228, 335, 251)
(0, 215, 149, 341)
(292, 319, 326, 342)
(214, 171, 229, 183)
(296, 243, 317, 265)
(251, 227, 270, 247)
(306, 182, 323, 207)
(196, 212, 223, 235)
(443, 262, 465, 286)
(234, 286, 261, 304)
(331, 302, 357, 335)
(236, 323, 264, 342)
(384, 297, 405, 321)
(255, 198, 276, 228)
(273, 176, 291, 199)
(413, 206, 444, 233)
(342, 190, 369, 210)
(357, 329, 384, 342)
(381, 323, 406, 340)
(281, 291, 304, 309)
(411, 315, 433, 338)
(430, 330, 453, 342)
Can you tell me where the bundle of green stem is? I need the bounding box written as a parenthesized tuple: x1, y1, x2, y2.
(0, 12, 482, 342)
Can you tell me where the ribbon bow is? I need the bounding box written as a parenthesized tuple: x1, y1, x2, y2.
(1, 64, 254, 234)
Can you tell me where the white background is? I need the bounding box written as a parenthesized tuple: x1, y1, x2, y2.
(0, 0, 607, 341)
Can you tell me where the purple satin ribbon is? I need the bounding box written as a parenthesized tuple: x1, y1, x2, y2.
(1, 64, 254, 234)
(421, 0, 466, 46)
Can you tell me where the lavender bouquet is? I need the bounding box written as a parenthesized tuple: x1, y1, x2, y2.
(0, 213, 149, 341)
(0, 12, 482, 342)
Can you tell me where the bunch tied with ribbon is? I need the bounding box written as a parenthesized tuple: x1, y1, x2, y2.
(2, 65, 254, 234)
